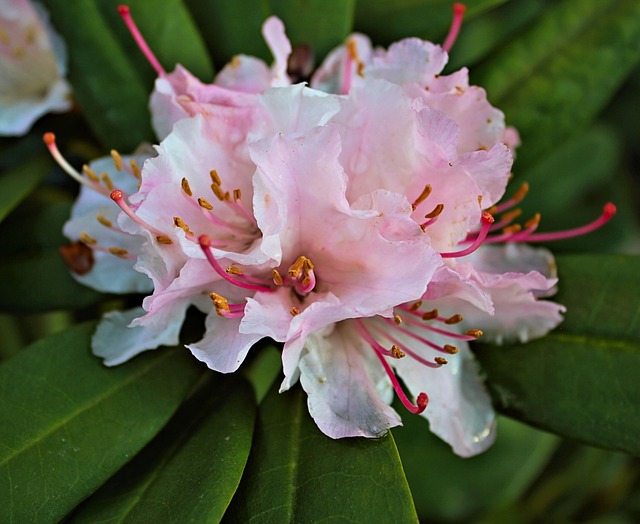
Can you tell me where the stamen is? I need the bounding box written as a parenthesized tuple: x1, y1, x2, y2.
(130, 159, 141, 179)
(199, 235, 273, 293)
(373, 349, 428, 414)
(96, 214, 112, 228)
(441, 212, 494, 258)
(420, 203, 445, 230)
(101, 173, 114, 191)
(494, 182, 529, 214)
(82, 165, 100, 183)
(43, 133, 107, 195)
(290, 307, 300, 316)
(110, 189, 172, 243)
(466, 329, 483, 339)
(522, 204, 616, 242)
(393, 313, 403, 325)
(272, 269, 284, 285)
(181, 177, 193, 197)
(370, 324, 443, 369)
(355, 320, 403, 359)
(80, 232, 97, 245)
(210, 169, 221, 185)
(210, 292, 244, 318)
(173, 216, 194, 236)
(108, 246, 129, 257)
(226, 266, 243, 275)
(117, 5, 166, 76)
(110, 150, 123, 171)
(444, 314, 463, 325)
(211, 182, 226, 201)
(391, 345, 406, 359)
(341, 38, 357, 94)
(198, 197, 214, 210)
(422, 309, 438, 320)
(435, 357, 448, 366)
(443, 3, 467, 53)
(412, 184, 432, 211)
(410, 301, 423, 311)
(233, 188, 242, 201)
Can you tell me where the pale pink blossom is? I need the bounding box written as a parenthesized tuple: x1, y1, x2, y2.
(54, 11, 616, 457)
(0, 0, 71, 135)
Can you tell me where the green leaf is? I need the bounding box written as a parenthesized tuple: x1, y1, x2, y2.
(476, 254, 640, 456)
(394, 414, 558, 521)
(0, 155, 49, 224)
(42, 0, 154, 150)
(224, 384, 419, 523)
(475, 0, 640, 170)
(353, 0, 507, 47)
(0, 322, 202, 523)
(69, 375, 255, 523)
(186, 0, 355, 66)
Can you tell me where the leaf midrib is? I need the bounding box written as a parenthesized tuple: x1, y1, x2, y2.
(0, 349, 175, 468)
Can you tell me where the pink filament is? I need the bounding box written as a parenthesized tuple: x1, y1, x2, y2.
(373, 349, 428, 414)
(441, 212, 494, 258)
(199, 235, 273, 293)
(356, 320, 396, 358)
(369, 323, 442, 368)
(384, 319, 453, 354)
(401, 314, 478, 341)
(443, 3, 467, 53)
(117, 5, 166, 76)
(341, 42, 353, 95)
(522, 204, 616, 242)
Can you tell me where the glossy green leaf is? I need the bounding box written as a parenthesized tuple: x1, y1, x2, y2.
(475, 0, 640, 170)
(0, 322, 202, 523)
(186, 0, 355, 67)
(0, 197, 102, 313)
(0, 155, 49, 223)
(354, 0, 507, 47)
(42, 0, 154, 150)
(476, 254, 640, 456)
(224, 385, 418, 523)
(394, 414, 558, 521)
(70, 375, 255, 523)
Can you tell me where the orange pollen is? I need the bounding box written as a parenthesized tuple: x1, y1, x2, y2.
(233, 188, 242, 201)
(198, 197, 214, 210)
(156, 236, 173, 245)
(210, 292, 230, 315)
(393, 314, 403, 325)
(409, 300, 423, 311)
(272, 269, 284, 285)
(173, 216, 194, 236)
(466, 329, 483, 339)
(290, 307, 300, 316)
(226, 266, 243, 275)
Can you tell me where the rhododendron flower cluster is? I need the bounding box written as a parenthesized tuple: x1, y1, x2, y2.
(51, 7, 615, 457)
(0, 0, 71, 136)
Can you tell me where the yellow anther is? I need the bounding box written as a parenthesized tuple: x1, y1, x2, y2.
(288, 256, 309, 279)
(409, 300, 423, 311)
(422, 309, 438, 320)
(82, 165, 100, 183)
(156, 235, 173, 245)
(80, 232, 97, 245)
(444, 344, 459, 354)
(210, 292, 230, 316)
(435, 357, 448, 366)
(211, 183, 226, 201)
(0, 28, 9, 46)
(272, 269, 284, 285)
(393, 314, 403, 325)
(412, 184, 432, 210)
(181, 177, 192, 196)
(130, 159, 141, 179)
(209, 169, 221, 185)
(290, 307, 300, 316)
(226, 266, 243, 275)
(108, 247, 129, 257)
(466, 329, 483, 339)
(198, 197, 214, 210)
(13, 47, 25, 59)
(96, 214, 112, 228)
(173, 216, 194, 236)
(444, 314, 463, 325)
(110, 150, 123, 171)
(101, 173, 114, 190)
(391, 345, 405, 359)
(424, 203, 444, 219)
(233, 188, 242, 201)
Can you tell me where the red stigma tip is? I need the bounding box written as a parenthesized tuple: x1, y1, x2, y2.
(43, 132, 55, 145)
(604, 202, 617, 217)
(110, 189, 123, 201)
(199, 234, 212, 248)
(117, 5, 130, 15)
(453, 3, 467, 14)
(416, 392, 428, 412)
(481, 212, 495, 224)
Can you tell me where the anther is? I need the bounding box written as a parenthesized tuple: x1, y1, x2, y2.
(444, 345, 458, 354)
(198, 197, 214, 210)
(80, 232, 97, 245)
(422, 309, 438, 320)
(444, 314, 463, 325)
(391, 345, 406, 359)
(503, 224, 522, 235)
(130, 159, 141, 179)
(525, 213, 541, 229)
(393, 313, 403, 325)
(466, 329, 483, 339)
(412, 184, 432, 211)
(211, 183, 226, 201)
(425, 203, 444, 219)
(410, 301, 423, 311)
(181, 177, 192, 196)
(435, 357, 448, 366)
(82, 165, 100, 183)
(272, 269, 284, 285)
(156, 236, 173, 245)
(96, 214, 112, 228)
(210, 292, 231, 316)
(226, 266, 243, 275)
(101, 173, 114, 190)
(108, 247, 129, 257)
(233, 189, 242, 201)
(288, 256, 307, 279)
(210, 169, 221, 185)
(290, 307, 300, 316)
(110, 150, 123, 171)
(173, 216, 194, 236)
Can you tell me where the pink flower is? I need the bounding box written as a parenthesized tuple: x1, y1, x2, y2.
(53, 9, 615, 456)
(0, 0, 72, 136)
